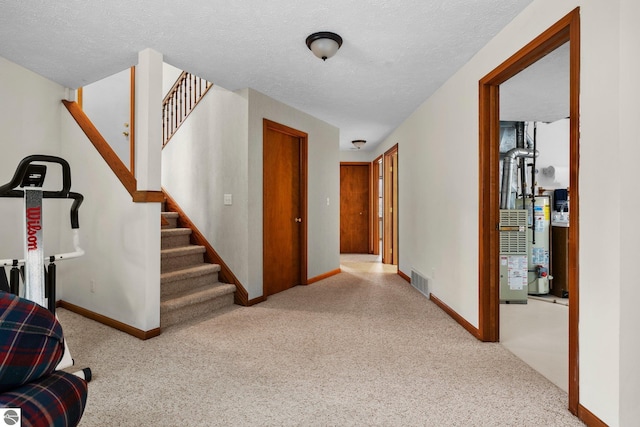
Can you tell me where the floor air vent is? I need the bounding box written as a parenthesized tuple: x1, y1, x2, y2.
(411, 269, 429, 298)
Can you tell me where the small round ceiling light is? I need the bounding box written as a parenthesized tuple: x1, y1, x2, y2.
(352, 139, 366, 149)
(306, 32, 343, 61)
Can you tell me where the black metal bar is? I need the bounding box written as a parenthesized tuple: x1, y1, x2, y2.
(47, 262, 56, 314)
(11, 264, 20, 295)
(0, 155, 72, 197)
(0, 267, 10, 293)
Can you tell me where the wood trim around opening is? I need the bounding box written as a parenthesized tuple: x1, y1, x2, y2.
(263, 119, 309, 288)
(383, 144, 399, 265)
(340, 161, 373, 254)
(130, 66, 136, 178)
(478, 6, 580, 416)
(372, 155, 383, 256)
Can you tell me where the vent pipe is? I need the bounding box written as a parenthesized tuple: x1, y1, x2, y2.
(500, 147, 538, 209)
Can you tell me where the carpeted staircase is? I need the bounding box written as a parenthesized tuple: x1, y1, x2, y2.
(160, 210, 236, 328)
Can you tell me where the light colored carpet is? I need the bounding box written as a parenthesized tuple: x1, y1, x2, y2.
(59, 256, 584, 426)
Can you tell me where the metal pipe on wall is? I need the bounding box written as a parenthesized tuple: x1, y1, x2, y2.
(500, 147, 538, 209)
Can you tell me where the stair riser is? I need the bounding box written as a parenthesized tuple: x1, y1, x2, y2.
(161, 253, 204, 273)
(162, 272, 219, 298)
(161, 216, 178, 229)
(161, 293, 234, 328)
(161, 234, 191, 249)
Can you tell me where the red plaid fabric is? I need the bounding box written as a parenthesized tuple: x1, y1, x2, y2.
(0, 291, 88, 426)
(0, 370, 88, 427)
(0, 291, 64, 392)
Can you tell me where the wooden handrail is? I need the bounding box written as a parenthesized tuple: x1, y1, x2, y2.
(62, 100, 164, 203)
(162, 71, 213, 147)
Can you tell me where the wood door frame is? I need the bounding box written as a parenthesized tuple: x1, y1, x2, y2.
(371, 156, 383, 255)
(340, 162, 372, 254)
(383, 144, 399, 265)
(263, 119, 308, 288)
(478, 8, 580, 414)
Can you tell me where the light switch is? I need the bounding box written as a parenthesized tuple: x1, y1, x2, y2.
(326, 197, 330, 206)
(224, 194, 232, 205)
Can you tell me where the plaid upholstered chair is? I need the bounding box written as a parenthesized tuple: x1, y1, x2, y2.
(0, 291, 87, 427)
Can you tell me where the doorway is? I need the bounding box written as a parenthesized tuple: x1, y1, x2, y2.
(478, 8, 580, 414)
(383, 145, 398, 265)
(372, 156, 383, 255)
(263, 119, 308, 296)
(340, 163, 370, 253)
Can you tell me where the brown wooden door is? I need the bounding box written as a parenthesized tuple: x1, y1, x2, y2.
(340, 163, 370, 253)
(263, 120, 307, 296)
(383, 145, 398, 265)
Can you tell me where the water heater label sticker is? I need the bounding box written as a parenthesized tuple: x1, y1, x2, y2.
(531, 248, 548, 265)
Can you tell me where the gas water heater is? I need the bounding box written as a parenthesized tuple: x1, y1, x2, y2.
(518, 195, 552, 295)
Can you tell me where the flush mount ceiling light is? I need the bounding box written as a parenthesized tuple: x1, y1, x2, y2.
(306, 32, 343, 61)
(352, 139, 366, 149)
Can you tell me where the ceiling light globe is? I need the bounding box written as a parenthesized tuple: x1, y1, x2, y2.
(310, 38, 339, 61)
(306, 32, 343, 61)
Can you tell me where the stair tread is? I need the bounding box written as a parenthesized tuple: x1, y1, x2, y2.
(161, 212, 179, 217)
(161, 227, 192, 236)
(161, 245, 205, 257)
(161, 283, 236, 308)
(161, 263, 221, 283)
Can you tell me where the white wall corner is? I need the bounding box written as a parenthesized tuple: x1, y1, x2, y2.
(63, 88, 77, 102)
(135, 48, 163, 191)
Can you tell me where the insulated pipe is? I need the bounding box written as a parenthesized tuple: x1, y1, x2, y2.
(500, 147, 538, 209)
(516, 122, 526, 200)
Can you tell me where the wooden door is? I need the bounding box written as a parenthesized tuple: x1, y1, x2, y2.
(383, 145, 398, 265)
(263, 120, 307, 296)
(340, 163, 370, 253)
(371, 156, 383, 255)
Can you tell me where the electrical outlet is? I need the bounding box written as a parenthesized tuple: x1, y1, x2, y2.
(90, 280, 95, 293)
(431, 268, 436, 280)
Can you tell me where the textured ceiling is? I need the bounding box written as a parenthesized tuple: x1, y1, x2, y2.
(0, 0, 535, 151)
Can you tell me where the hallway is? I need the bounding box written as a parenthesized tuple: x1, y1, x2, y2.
(61, 257, 579, 426)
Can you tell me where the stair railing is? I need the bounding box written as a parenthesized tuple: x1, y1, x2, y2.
(162, 71, 213, 147)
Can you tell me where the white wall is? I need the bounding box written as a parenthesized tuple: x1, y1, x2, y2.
(0, 55, 161, 332)
(82, 68, 131, 169)
(339, 148, 374, 162)
(162, 63, 183, 97)
(162, 85, 250, 288)
(58, 112, 160, 331)
(529, 119, 570, 190)
(245, 88, 340, 298)
(58, 49, 162, 332)
(0, 57, 65, 261)
(162, 87, 339, 300)
(617, 0, 640, 424)
(369, 1, 633, 424)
